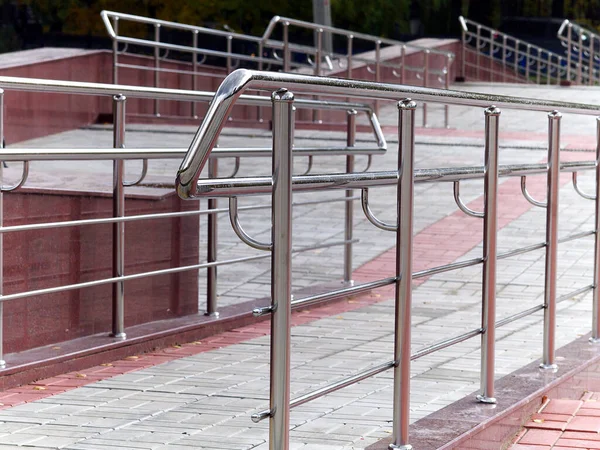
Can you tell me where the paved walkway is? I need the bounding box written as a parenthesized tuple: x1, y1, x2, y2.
(0, 83, 599, 449)
(511, 393, 600, 449)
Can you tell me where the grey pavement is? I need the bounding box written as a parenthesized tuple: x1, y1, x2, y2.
(0, 83, 599, 448)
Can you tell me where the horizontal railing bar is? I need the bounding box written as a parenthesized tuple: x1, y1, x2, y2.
(557, 284, 594, 304)
(0, 146, 384, 162)
(411, 328, 483, 360)
(497, 242, 546, 260)
(413, 257, 483, 279)
(0, 195, 359, 234)
(193, 160, 596, 197)
(251, 360, 396, 422)
(0, 237, 354, 302)
(0, 76, 373, 112)
(558, 230, 595, 243)
(253, 276, 397, 316)
(496, 305, 545, 328)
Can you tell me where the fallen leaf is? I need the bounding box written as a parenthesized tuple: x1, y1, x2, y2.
(348, 300, 357, 304)
(52, 347, 61, 350)
(100, 363, 113, 367)
(191, 341, 202, 345)
(533, 419, 544, 423)
(125, 356, 139, 361)
(172, 345, 182, 349)
(33, 386, 46, 391)
(75, 374, 87, 379)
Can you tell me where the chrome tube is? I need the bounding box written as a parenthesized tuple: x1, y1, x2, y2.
(445, 54, 451, 128)
(592, 116, 600, 342)
(590, 36, 595, 85)
(344, 110, 356, 282)
(390, 99, 416, 450)
(423, 50, 429, 127)
(347, 35, 353, 80)
(112, 95, 126, 340)
(206, 159, 219, 318)
(375, 41, 381, 117)
(112, 17, 119, 84)
(269, 89, 294, 450)
(567, 24, 572, 81)
(541, 111, 562, 369)
(461, 26, 466, 80)
(476, 26, 481, 80)
(314, 29, 323, 122)
(477, 106, 500, 404)
(154, 24, 161, 116)
(283, 22, 290, 72)
(577, 32, 583, 85)
(0, 90, 5, 367)
(192, 30, 198, 118)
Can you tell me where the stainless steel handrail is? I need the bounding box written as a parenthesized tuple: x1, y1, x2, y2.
(101, 10, 454, 126)
(557, 19, 600, 85)
(176, 68, 600, 450)
(176, 68, 600, 199)
(459, 16, 577, 84)
(0, 75, 387, 359)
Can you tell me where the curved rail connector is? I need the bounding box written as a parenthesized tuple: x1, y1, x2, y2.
(123, 159, 148, 186)
(229, 197, 272, 251)
(2, 161, 29, 192)
(453, 181, 484, 218)
(301, 155, 313, 175)
(572, 172, 596, 200)
(520, 176, 547, 208)
(361, 188, 397, 231)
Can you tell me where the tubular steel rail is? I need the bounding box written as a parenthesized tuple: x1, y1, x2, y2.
(176, 68, 600, 449)
(557, 20, 600, 85)
(459, 16, 580, 85)
(100, 10, 454, 127)
(0, 75, 386, 361)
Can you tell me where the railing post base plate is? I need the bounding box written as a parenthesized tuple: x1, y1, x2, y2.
(205, 311, 220, 318)
(111, 332, 127, 340)
(589, 337, 600, 344)
(539, 363, 558, 371)
(388, 444, 413, 450)
(476, 394, 497, 404)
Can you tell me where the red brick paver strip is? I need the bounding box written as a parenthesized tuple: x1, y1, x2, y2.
(512, 392, 600, 449)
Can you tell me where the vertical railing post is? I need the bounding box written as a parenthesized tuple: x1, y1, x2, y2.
(476, 25, 481, 80)
(526, 45, 531, 82)
(461, 27, 466, 80)
(541, 110, 562, 370)
(477, 106, 501, 404)
(422, 50, 429, 128)
(536, 49, 542, 84)
(444, 54, 451, 129)
(269, 88, 294, 450)
(154, 24, 161, 117)
(191, 30, 198, 119)
(389, 99, 416, 450)
(547, 53, 552, 85)
(257, 41, 265, 123)
(577, 33, 583, 85)
(344, 110, 356, 283)
(206, 158, 219, 318)
(112, 94, 126, 340)
(314, 29, 323, 123)
(514, 40, 520, 80)
(0, 89, 6, 368)
(401, 45, 406, 84)
(567, 24, 572, 82)
(112, 17, 119, 84)
(226, 35, 233, 74)
(589, 36, 595, 86)
(375, 40, 381, 117)
(283, 22, 290, 72)
(502, 36, 507, 83)
(346, 35, 354, 80)
(591, 117, 600, 343)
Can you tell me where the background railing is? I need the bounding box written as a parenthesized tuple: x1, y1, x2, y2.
(100, 10, 454, 127)
(177, 68, 600, 449)
(0, 75, 386, 362)
(557, 19, 600, 85)
(459, 16, 582, 85)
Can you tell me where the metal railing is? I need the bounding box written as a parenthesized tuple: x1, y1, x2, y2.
(557, 20, 600, 85)
(459, 16, 582, 85)
(177, 68, 600, 449)
(0, 75, 386, 363)
(100, 10, 454, 127)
